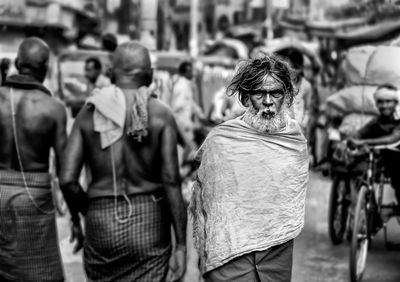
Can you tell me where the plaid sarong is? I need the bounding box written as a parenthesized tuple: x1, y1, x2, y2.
(0, 171, 64, 282)
(84, 193, 172, 282)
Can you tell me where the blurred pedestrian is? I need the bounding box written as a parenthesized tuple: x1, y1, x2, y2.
(349, 84, 400, 207)
(190, 55, 309, 282)
(170, 61, 205, 162)
(0, 57, 11, 86)
(0, 37, 66, 282)
(64, 56, 111, 117)
(276, 49, 313, 140)
(60, 41, 187, 282)
(210, 86, 245, 123)
(84, 57, 111, 93)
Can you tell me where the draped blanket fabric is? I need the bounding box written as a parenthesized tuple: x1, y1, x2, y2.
(84, 194, 171, 282)
(0, 171, 64, 282)
(190, 117, 309, 274)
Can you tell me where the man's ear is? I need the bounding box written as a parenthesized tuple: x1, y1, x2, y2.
(242, 95, 251, 107)
(106, 68, 116, 83)
(144, 68, 153, 86)
(15, 58, 20, 71)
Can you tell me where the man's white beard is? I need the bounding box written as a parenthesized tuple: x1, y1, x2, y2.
(243, 102, 289, 133)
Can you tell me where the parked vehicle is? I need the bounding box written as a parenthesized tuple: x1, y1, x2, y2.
(349, 141, 400, 282)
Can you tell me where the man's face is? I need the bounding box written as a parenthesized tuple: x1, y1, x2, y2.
(185, 65, 193, 80)
(85, 62, 100, 82)
(248, 75, 285, 119)
(376, 98, 397, 117)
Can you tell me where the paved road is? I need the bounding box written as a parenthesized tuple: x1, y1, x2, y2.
(58, 171, 400, 281)
(292, 171, 400, 282)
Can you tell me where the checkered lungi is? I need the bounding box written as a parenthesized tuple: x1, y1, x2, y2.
(0, 171, 64, 282)
(84, 193, 172, 282)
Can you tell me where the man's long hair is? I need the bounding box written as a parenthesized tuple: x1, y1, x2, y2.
(226, 55, 296, 107)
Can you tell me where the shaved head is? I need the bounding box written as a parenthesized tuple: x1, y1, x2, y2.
(16, 37, 50, 82)
(112, 41, 152, 86)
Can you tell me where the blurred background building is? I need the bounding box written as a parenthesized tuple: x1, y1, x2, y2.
(1, 0, 400, 57)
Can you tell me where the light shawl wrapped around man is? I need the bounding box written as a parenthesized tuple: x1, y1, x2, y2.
(191, 116, 308, 273)
(190, 55, 309, 281)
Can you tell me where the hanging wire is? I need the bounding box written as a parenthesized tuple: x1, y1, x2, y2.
(109, 138, 133, 224)
(9, 88, 54, 215)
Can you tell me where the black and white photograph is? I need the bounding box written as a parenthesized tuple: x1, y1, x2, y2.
(0, 0, 400, 281)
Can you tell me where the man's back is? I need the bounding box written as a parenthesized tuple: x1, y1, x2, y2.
(0, 87, 65, 172)
(71, 95, 178, 198)
(60, 41, 187, 282)
(0, 36, 67, 282)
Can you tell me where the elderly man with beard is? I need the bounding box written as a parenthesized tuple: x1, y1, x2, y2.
(190, 55, 309, 282)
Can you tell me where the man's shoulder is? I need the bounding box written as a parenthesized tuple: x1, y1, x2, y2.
(74, 104, 94, 125)
(149, 98, 174, 121)
(363, 116, 379, 127)
(205, 119, 244, 140)
(172, 76, 191, 90)
(33, 95, 67, 124)
(0, 86, 65, 116)
(30, 90, 65, 112)
(96, 74, 111, 88)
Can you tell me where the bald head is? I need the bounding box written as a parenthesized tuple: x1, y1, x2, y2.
(112, 41, 152, 86)
(17, 37, 50, 82)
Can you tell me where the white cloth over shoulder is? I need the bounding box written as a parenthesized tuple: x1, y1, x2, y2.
(190, 117, 309, 274)
(87, 85, 126, 149)
(86, 85, 151, 148)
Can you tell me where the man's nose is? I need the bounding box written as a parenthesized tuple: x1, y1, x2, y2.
(263, 94, 273, 106)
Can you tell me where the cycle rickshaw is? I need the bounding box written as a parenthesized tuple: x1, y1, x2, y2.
(349, 140, 400, 282)
(328, 139, 361, 245)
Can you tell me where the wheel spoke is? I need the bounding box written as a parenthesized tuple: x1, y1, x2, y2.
(350, 185, 370, 282)
(357, 240, 369, 277)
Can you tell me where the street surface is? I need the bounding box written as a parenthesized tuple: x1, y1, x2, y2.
(57, 171, 400, 282)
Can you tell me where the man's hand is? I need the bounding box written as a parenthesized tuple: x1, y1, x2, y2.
(70, 220, 84, 254)
(167, 245, 186, 282)
(347, 138, 365, 149)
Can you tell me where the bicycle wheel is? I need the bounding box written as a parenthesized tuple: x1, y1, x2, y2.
(350, 185, 370, 282)
(328, 175, 349, 245)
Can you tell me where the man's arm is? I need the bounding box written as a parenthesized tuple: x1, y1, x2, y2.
(358, 128, 400, 146)
(355, 119, 378, 140)
(160, 114, 187, 246)
(52, 102, 68, 174)
(161, 113, 187, 280)
(59, 111, 88, 222)
(301, 79, 312, 126)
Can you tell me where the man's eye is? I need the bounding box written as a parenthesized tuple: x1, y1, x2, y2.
(253, 93, 264, 99)
(271, 92, 284, 98)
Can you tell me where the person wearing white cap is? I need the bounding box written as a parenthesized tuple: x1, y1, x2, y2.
(350, 84, 400, 211)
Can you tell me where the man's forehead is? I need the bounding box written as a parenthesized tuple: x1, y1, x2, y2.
(260, 75, 284, 91)
(85, 62, 94, 69)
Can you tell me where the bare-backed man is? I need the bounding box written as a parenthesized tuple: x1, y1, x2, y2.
(0, 37, 66, 281)
(60, 41, 187, 282)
